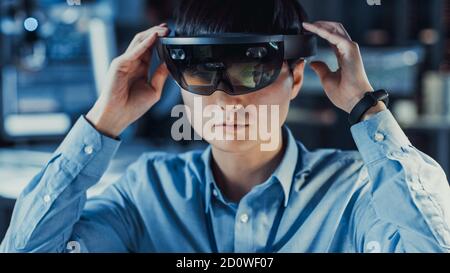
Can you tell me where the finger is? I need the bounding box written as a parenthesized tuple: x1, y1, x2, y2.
(140, 28, 169, 64)
(126, 32, 157, 61)
(312, 22, 345, 67)
(309, 61, 332, 82)
(133, 60, 151, 78)
(314, 21, 352, 41)
(126, 26, 168, 52)
(303, 22, 350, 48)
(148, 63, 169, 97)
(126, 28, 168, 61)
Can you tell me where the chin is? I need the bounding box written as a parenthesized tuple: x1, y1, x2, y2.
(207, 139, 261, 153)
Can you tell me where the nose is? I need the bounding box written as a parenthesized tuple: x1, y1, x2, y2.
(212, 89, 245, 110)
(215, 79, 234, 95)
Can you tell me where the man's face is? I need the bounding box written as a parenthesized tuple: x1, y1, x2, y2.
(181, 62, 304, 153)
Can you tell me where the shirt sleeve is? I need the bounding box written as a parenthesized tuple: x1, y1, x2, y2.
(0, 116, 122, 252)
(69, 157, 152, 253)
(350, 109, 450, 253)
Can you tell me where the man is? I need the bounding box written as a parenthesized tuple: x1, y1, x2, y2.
(1, 0, 449, 252)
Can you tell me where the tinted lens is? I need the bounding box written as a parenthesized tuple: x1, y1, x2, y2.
(226, 61, 278, 90)
(158, 42, 283, 95)
(183, 64, 219, 86)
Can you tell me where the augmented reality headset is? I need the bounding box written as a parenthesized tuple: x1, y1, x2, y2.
(156, 32, 317, 96)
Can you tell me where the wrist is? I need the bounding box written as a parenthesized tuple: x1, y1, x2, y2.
(360, 101, 387, 121)
(346, 84, 374, 113)
(348, 89, 389, 125)
(86, 105, 125, 138)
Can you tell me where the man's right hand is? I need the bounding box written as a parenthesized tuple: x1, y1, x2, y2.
(86, 23, 170, 138)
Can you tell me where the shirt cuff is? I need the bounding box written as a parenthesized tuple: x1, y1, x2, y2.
(54, 115, 121, 179)
(350, 109, 411, 165)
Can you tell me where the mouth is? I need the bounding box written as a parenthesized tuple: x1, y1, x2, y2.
(213, 123, 249, 129)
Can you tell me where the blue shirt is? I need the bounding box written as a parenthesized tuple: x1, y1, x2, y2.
(1, 110, 449, 253)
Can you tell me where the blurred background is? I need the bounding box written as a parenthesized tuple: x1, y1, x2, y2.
(0, 0, 449, 240)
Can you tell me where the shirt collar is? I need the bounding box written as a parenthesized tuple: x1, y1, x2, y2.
(272, 126, 299, 206)
(201, 125, 300, 212)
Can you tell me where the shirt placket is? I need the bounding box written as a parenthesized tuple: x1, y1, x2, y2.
(234, 200, 254, 252)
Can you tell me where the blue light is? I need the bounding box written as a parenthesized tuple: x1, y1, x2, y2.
(24, 17, 39, 32)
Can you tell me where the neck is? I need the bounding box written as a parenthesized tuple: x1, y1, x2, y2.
(210, 129, 286, 203)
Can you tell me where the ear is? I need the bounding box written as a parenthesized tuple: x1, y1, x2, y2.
(290, 60, 305, 100)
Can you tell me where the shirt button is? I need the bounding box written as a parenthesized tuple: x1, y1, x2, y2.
(43, 194, 51, 203)
(374, 132, 385, 142)
(239, 213, 249, 223)
(83, 145, 94, 155)
(212, 189, 218, 197)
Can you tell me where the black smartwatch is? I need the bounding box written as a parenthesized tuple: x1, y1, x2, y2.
(348, 89, 389, 126)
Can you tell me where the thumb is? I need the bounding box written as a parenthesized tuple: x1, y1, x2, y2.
(149, 63, 170, 97)
(309, 61, 332, 82)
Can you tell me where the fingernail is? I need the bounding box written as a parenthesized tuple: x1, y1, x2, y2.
(302, 22, 311, 26)
(156, 30, 169, 37)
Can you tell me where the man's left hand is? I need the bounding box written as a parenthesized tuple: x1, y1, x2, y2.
(302, 21, 386, 115)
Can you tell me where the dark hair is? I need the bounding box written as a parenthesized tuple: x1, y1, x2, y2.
(174, 0, 308, 36)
